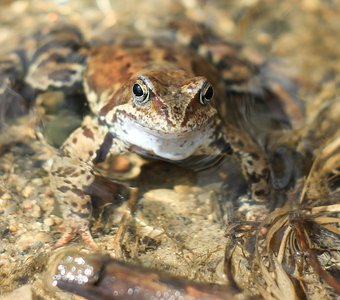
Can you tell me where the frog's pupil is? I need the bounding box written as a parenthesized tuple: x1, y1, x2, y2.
(204, 86, 213, 100)
(133, 83, 143, 97)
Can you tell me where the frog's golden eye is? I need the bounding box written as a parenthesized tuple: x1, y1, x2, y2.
(132, 79, 150, 105)
(200, 82, 214, 105)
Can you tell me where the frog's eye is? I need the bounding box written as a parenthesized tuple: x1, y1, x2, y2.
(132, 79, 150, 105)
(199, 82, 214, 105)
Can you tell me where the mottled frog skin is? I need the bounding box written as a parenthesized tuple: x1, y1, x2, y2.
(3, 24, 294, 248)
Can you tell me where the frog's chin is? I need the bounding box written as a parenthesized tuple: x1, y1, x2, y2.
(112, 117, 215, 161)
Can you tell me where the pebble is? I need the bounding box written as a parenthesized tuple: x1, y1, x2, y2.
(173, 185, 194, 194)
(0, 284, 34, 300)
(22, 200, 42, 218)
(21, 186, 33, 198)
(31, 204, 41, 218)
(302, 0, 320, 11)
(1, 193, 12, 200)
(36, 91, 65, 114)
(0, 199, 7, 210)
(16, 231, 51, 251)
(8, 225, 17, 232)
(31, 178, 43, 186)
(43, 217, 54, 227)
(22, 199, 34, 209)
(11, 1, 29, 14)
(256, 32, 272, 45)
(4, 204, 18, 215)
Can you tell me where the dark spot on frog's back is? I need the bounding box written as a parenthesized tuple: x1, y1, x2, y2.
(32, 27, 84, 62)
(37, 53, 67, 67)
(163, 51, 178, 63)
(57, 186, 70, 193)
(81, 202, 91, 210)
(189, 35, 202, 50)
(82, 127, 95, 140)
(215, 137, 233, 155)
(71, 188, 85, 198)
(236, 140, 244, 148)
(135, 49, 151, 62)
(48, 69, 78, 83)
(121, 36, 146, 47)
(255, 189, 266, 197)
(250, 152, 260, 160)
(59, 166, 77, 176)
(119, 62, 132, 73)
(247, 172, 261, 183)
(71, 210, 90, 218)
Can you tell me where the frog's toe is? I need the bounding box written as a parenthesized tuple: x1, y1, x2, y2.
(237, 195, 270, 222)
(79, 228, 99, 250)
(54, 223, 98, 250)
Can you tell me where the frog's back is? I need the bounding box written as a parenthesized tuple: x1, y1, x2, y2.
(84, 42, 221, 114)
(85, 33, 301, 142)
(22, 22, 302, 141)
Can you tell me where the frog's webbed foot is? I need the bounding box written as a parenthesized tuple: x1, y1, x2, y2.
(54, 220, 98, 250)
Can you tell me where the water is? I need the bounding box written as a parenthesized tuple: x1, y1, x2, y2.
(0, 1, 339, 299)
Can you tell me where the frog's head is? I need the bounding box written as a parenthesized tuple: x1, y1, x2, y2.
(101, 67, 217, 130)
(99, 68, 219, 161)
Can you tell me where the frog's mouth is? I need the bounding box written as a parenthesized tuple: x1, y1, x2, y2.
(112, 115, 216, 161)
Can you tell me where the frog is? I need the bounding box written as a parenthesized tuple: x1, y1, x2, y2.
(2, 23, 297, 248)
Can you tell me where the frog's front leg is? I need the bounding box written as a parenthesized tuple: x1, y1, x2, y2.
(218, 124, 270, 202)
(50, 119, 127, 249)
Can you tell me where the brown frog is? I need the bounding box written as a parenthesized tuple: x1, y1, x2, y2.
(18, 24, 295, 248)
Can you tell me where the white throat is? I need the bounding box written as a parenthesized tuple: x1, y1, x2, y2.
(112, 117, 214, 161)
